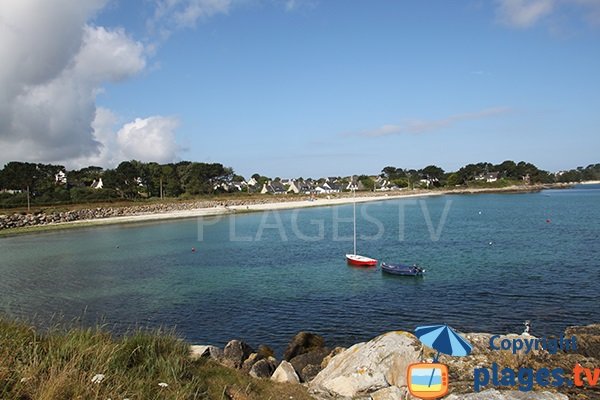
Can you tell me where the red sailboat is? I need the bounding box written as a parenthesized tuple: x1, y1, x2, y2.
(345, 187, 377, 267)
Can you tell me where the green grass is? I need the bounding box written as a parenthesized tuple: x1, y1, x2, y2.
(0, 318, 313, 400)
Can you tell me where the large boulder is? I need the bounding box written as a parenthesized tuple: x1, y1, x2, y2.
(284, 331, 325, 361)
(290, 347, 330, 382)
(444, 389, 568, 399)
(222, 340, 254, 369)
(271, 360, 300, 384)
(309, 331, 422, 399)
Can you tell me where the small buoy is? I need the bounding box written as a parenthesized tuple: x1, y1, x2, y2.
(488, 241, 493, 246)
(478, 211, 482, 215)
(191, 247, 196, 253)
(546, 219, 551, 223)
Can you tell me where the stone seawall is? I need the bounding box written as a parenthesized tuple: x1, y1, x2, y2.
(0, 198, 298, 231)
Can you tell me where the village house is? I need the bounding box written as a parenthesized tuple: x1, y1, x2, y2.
(90, 178, 103, 189)
(261, 180, 287, 194)
(287, 179, 313, 194)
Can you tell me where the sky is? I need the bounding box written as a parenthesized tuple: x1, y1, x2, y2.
(0, 0, 599, 178)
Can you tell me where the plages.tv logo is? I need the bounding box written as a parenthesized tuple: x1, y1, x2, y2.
(408, 324, 473, 399)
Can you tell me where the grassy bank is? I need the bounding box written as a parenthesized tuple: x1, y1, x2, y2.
(0, 318, 312, 400)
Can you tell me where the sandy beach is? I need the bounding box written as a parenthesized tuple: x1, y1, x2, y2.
(61, 191, 442, 228)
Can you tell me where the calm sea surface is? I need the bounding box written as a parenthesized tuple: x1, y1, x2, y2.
(1, 185, 599, 354)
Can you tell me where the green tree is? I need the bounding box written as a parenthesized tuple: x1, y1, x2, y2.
(115, 161, 141, 198)
(0, 162, 38, 191)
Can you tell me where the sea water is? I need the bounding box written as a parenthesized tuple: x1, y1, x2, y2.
(1, 185, 598, 353)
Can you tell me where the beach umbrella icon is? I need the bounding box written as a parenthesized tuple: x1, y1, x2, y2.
(415, 324, 472, 362)
(414, 324, 473, 389)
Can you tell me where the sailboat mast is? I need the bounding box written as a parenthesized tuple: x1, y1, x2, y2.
(353, 187, 357, 255)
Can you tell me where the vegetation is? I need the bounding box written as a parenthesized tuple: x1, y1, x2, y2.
(0, 317, 311, 400)
(0, 159, 597, 209)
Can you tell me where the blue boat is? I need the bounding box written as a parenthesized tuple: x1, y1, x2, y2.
(381, 262, 425, 276)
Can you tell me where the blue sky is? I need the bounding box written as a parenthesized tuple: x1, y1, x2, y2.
(1, 1, 599, 178)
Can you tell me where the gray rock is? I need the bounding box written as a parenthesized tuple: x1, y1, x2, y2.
(222, 339, 254, 369)
(444, 389, 568, 399)
(301, 363, 322, 383)
(290, 348, 329, 382)
(310, 331, 422, 399)
(249, 358, 277, 379)
(271, 360, 300, 384)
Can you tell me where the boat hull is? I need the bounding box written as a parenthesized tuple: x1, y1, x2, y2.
(381, 262, 424, 276)
(346, 254, 378, 267)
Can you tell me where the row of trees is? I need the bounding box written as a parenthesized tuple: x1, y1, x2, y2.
(0, 161, 236, 207)
(378, 160, 591, 188)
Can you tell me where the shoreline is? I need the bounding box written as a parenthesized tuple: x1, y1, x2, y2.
(0, 184, 569, 236)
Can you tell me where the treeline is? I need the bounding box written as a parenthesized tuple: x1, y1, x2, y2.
(379, 161, 600, 188)
(0, 161, 236, 207)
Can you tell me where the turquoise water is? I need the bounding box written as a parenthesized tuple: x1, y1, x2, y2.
(1, 186, 599, 353)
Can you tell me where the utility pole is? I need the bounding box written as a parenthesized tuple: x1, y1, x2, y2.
(26, 185, 30, 213)
(160, 178, 163, 200)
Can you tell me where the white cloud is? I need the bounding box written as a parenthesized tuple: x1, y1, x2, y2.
(0, 0, 183, 169)
(282, 0, 317, 12)
(356, 107, 512, 138)
(494, 0, 600, 29)
(150, 0, 231, 36)
(495, 0, 555, 28)
(117, 116, 180, 164)
(70, 110, 181, 168)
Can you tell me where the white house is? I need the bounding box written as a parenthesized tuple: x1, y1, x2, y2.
(91, 178, 103, 189)
(55, 170, 67, 185)
(485, 172, 499, 183)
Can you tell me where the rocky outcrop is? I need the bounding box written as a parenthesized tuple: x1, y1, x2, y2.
(309, 331, 422, 399)
(188, 323, 600, 399)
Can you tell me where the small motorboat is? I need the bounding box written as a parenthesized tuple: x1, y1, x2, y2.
(381, 262, 425, 276)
